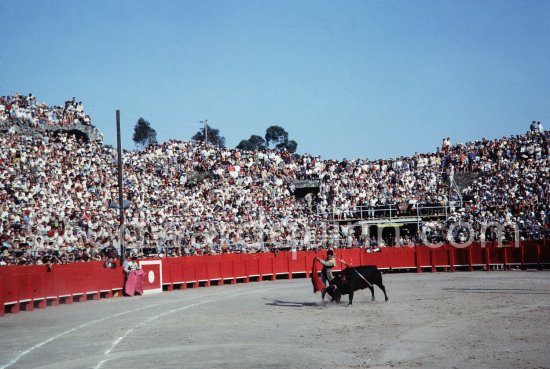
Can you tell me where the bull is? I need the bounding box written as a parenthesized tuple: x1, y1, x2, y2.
(326, 265, 388, 305)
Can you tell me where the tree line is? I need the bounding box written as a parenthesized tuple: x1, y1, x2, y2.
(133, 118, 297, 153)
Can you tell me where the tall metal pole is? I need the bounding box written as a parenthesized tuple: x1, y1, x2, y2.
(116, 110, 125, 265)
(416, 204, 420, 240)
(204, 119, 208, 146)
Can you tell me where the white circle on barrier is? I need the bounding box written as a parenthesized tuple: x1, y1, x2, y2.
(148, 270, 155, 284)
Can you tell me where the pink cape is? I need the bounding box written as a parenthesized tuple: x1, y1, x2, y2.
(125, 269, 145, 296)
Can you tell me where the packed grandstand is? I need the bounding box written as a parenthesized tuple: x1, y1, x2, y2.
(0, 93, 548, 266)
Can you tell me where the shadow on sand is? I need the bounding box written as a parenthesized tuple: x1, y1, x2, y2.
(265, 299, 320, 307)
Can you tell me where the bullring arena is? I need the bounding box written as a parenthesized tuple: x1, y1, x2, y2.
(3, 2, 550, 366)
(1, 267, 550, 369)
(1, 94, 549, 369)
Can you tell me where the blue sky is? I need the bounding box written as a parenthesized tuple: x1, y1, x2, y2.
(1, 0, 549, 160)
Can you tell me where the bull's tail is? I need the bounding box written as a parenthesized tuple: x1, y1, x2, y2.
(374, 270, 389, 302)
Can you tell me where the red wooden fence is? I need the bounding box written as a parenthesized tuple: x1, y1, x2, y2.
(1, 241, 548, 317)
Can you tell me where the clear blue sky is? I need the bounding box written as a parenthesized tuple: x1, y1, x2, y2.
(2, 0, 549, 160)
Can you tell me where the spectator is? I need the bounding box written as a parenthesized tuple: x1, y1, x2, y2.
(0, 96, 548, 265)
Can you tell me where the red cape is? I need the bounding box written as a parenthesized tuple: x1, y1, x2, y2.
(311, 259, 326, 293)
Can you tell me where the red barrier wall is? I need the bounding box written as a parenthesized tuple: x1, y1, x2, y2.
(0, 261, 124, 316)
(272, 253, 288, 276)
(2, 241, 549, 317)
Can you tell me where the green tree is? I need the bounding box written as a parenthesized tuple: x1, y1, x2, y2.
(236, 134, 267, 151)
(192, 124, 226, 148)
(236, 139, 254, 151)
(265, 125, 288, 148)
(265, 125, 298, 153)
(132, 118, 157, 147)
(280, 139, 298, 153)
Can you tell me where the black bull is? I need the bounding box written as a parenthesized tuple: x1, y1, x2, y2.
(326, 266, 389, 305)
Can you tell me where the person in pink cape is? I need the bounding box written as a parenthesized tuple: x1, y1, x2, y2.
(124, 255, 144, 296)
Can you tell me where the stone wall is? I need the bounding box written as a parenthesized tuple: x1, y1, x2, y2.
(0, 119, 103, 142)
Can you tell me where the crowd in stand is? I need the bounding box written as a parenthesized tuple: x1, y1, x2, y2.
(0, 93, 91, 128)
(0, 94, 548, 266)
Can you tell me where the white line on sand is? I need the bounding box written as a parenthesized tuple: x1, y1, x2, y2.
(1, 284, 285, 369)
(93, 285, 284, 369)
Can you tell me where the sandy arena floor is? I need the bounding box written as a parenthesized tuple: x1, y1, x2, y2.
(1, 270, 549, 369)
